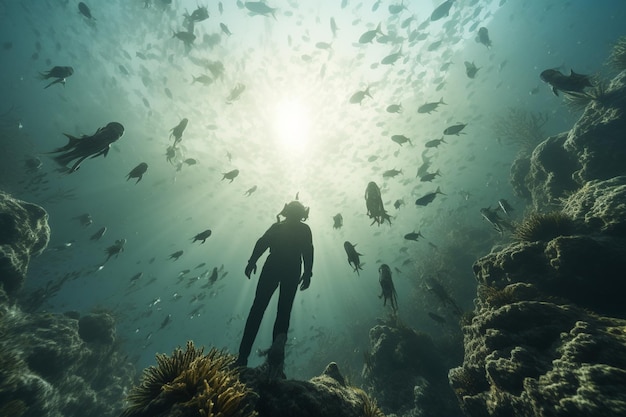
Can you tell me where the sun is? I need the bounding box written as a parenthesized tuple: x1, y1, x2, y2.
(273, 98, 312, 153)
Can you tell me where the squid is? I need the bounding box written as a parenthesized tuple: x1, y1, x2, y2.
(378, 264, 398, 311)
(365, 181, 392, 226)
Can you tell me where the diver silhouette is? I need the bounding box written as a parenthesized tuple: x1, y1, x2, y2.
(236, 200, 314, 376)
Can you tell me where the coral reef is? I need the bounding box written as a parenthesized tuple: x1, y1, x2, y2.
(451, 102, 626, 416)
(608, 35, 626, 70)
(121, 342, 382, 417)
(492, 107, 548, 155)
(510, 70, 626, 209)
(361, 321, 462, 417)
(0, 190, 134, 417)
(0, 191, 50, 296)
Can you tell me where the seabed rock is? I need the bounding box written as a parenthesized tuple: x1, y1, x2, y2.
(450, 69, 626, 417)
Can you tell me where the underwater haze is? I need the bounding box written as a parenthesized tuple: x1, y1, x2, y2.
(1, 0, 625, 379)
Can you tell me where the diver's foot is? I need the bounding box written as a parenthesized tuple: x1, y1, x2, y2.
(233, 356, 248, 368)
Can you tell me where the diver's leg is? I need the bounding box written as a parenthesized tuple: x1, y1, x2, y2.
(273, 275, 299, 341)
(237, 272, 279, 365)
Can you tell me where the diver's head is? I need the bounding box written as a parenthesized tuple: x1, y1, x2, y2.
(279, 200, 309, 221)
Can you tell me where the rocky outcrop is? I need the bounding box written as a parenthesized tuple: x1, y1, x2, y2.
(512, 70, 626, 210)
(450, 173, 626, 415)
(362, 322, 462, 417)
(0, 191, 50, 296)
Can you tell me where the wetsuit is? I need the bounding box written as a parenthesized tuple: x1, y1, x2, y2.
(238, 218, 313, 364)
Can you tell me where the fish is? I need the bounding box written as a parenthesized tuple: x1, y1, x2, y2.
(126, 162, 148, 183)
(391, 134, 412, 146)
(386, 104, 403, 113)
(540, 69, 592, 96)
(192, 74, 213, 85)
(381, 48, 402, 65)
(104, 239, 126, 263)
(424, 277, 463, 315)
(443, 123, 467, 135)
(173, 31, 196, 47)
(48, 122, 124, 172)
(420, 170, 441, 182)
(417, 97, 446, 114)
(430, 0, 454, 21)
(330, 17, 339, 38)
(464, 61, 479, 78)
(424, 137, 446, 148)
(192, 229, 212, 243)
(245, 1, 276, 18)
(382, 169, 402, 178)
(333, 213, 343, 229)
(169, 250, 184, 261)
(415, 186, 445, 206)
(90, 226, 107, 241)
(428, 312, 446, 324)
(403, 231, 423, 241)
(78, 2, 95, 20)
(129, 272, 143, 283)
(159, 314, 172, 329)
(498, 199, 514, 216)
(220, 23, 232, 36)
(388, 2, 407, 14)
(344, 241, 363, 275)
(480, 207, 513, 234)
(244, 185, 257, 196)
(226, 83, 246, 103)
(170, 118, 188, 146)
(393, 199, 404, 209)
(73, 213, 93, 227)
(358, 23, 383, 44)
(378, 264, 398, 311)
(39, 66, 74, 89)
(222, 169, 239, 182)
(349, 87, 372, 105)
(476, 27, 491, 48)
(365, 181, 392, 226)
(427, 40, 443, 51)
(184, 6, 209, 23)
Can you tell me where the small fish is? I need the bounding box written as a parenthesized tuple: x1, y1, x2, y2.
(170, 118, 188, 146)
(498, 199, 514, 216)
(183, 158, 197, 166)
(417, 97, 446, 114)
(476, 27, 491, 48)
(244, 185, 257, 196)
(173, 31, 196, 47)
(159, 314, 172, 329)
(73, 213, 93, 227)
(245, 1, 276, 18)
(381, 48, 402, 65)
(404, 230, 423, 241)
(415, 187, 445, 206)
(378, 264, 398, 311)
(78, 2, 95, 20)
(540, 69, 592, 96)
(185, 6, 209, 23)
(349, 87, 372, 105)
(169, 250, 184, 261)
(104, 239, 126, 263)
(420, 170, 441, 182)
(330, 17, 339, 38)
(333, 213, 343, 229)
(129, 272, 143, 283)
(391, 134, 412, 146)
(388, 2, 406, 14)
(382, 169, 403, 178)
(424, 137, 446, 148)
(430, 0, 454, 21)
(192, 229, 212, 244)
(386, 104, 403, 113)
(192, 74, 213, 85)
(221, 169, 239, 182)
(344, 241, 363, 275)
(39, 66, 74, 89)
(394, 199, 404, 209)
(126, 162, 148, 183)
(480, 207, 513, 234)
(90, 226, 106, 241)
(443, 123, 467, 136)
(359, 23, 383, 44)
(464, 61, 480, 78)
(220, 23, 232, 36)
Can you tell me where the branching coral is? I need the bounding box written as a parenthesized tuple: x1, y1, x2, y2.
(608, 35, 626, 70)
(120, 341, 256, 417)
(492, 107, 548, 155)
(514, 211, 576, 242)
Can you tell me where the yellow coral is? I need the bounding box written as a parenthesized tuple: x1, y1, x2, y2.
(120, 341, 256, 417)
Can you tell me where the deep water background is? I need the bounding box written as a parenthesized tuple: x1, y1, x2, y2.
(1, 0, 625, 381)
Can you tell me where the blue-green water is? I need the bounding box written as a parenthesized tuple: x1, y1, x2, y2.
(1, 0, 624, 379)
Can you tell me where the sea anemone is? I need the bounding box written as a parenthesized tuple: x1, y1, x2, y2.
(608, 35, 626, 70)
(120, 341, 257, 417)
(514, 211, 576, 242)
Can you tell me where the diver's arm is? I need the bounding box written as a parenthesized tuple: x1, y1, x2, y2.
(301, 226, 314, 277)
(247, 225, 274, 264)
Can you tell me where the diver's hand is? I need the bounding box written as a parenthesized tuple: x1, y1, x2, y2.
(244, 262, 257, 278)
(299, 273, 311, 291)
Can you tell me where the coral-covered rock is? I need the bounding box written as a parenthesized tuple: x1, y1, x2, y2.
(79, 313, 116, 345)
(524, 133, 580, 211)
(362, 322, 461, 417)
(510, 154, 532, 201)
(565, 70, 626, 183)
(0, 191, 50, 295)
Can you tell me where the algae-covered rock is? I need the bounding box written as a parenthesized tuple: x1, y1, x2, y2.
(0, 191, 50, 295)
